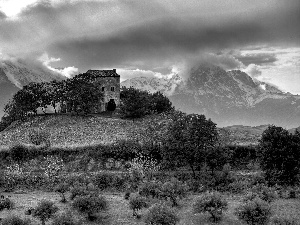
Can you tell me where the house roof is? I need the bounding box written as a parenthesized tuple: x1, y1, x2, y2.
(85, 69, 120, 77)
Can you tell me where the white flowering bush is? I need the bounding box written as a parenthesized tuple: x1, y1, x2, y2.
(128, 153, 160, 181)
(3, 163, 25, 190)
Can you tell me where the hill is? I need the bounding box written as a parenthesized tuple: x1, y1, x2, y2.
(0, 114, 267, 149)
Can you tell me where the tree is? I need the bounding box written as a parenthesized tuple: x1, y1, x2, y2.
(120, 87, 151, 119)
(150, 91, 173, 114)
(259, 125, 300, 185)
(162, 111, 219, 178)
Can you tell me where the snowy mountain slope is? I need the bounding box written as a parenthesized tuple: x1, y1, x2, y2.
(121, 65, 300, 128)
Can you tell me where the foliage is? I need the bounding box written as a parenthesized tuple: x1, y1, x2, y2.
(162, 111, 219, 178)
(54, 182, 69, 203)
(120, 87, 172, 119)
(51, 211, 81, 225)
(160, 178, 188, 207)
(235, 197, 272, 225)
(71, 195, 108, 221)
(193, 191, 228, 222)
(128, 193, 148, 217)
(0, 197, 14, 211)
(139, 180, 162, 198)
(32, 200, 59, 225)
(248, 184, 277, 203)
(144, 203, 179, 225)
(9, 144, 29, 163)
(27, 129, 51, 147)
(1, 215, 31, 225)
(259, 126, 300, 185)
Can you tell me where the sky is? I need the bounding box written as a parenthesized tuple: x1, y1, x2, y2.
(0, 0, 299, 94)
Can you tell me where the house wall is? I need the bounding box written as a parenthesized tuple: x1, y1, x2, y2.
(95, 76, 120, 112)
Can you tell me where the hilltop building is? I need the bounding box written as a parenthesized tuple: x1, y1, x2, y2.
(85, 69, 120, 112)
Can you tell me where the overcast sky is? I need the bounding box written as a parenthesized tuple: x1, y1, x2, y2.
(0, 0, 299, 93)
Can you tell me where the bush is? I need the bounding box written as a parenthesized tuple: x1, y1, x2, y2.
(0, 197, 15, 211)
(51, 211, 80, 225)
(71, 195, 108, 221)
(249, 184, 277, 203)
(139, 180, 162, 198)
(1, 215, 31, 225)
(54, 182, 69, 203)
(93, 173, 114, 190)
(160, 178, 188, 207)
(235, 197, 272, 225)
(193, 191, 228, 222)
(9, 144, 29, 163)
(129, 194, 148, 218)
(32, 200, 59, 225)
(144, 203, 179, 225)
(28, 129, 51, 147)
(69, 185, 88, 200)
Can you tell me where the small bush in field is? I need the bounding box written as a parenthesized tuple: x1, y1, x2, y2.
(28, 129, 51, 147)
(54, 182, 69, 203)
(51, 211, 80, 225)
(93, 173, 114, 190)
(0, 197, 15, 210)
(9, 144, 29, 163)
(129, 194, 148, 218)
(235, 197, 272, 225)
(1, 215, 31, 225)
(69, 185, 88, 200)
(193, 191, 228, 222)
(270, 216, 299, 225)
(139, 180, 162, 198)
(160, 178, 188, 207)
(71, 196, 108, 221)
(31, 200, 58, 225)
(144, 203, 179, 225)
(249, 185, 277, 203)
(32, 200, 59, 225)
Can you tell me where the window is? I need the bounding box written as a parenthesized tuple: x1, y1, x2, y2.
(101, 87, 105, 92)
(111, 86, 115, 92)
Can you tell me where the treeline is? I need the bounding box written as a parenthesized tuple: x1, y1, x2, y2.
(0, 74, 173, 131)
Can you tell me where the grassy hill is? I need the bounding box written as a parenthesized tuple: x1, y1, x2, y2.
(0, 114, 149, 149)
(1, 114, 297, 149)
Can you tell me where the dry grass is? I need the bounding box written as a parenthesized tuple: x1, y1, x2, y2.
(1, 191, 300, 225)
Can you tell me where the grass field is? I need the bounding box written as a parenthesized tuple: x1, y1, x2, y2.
(1, 191, 300, 225)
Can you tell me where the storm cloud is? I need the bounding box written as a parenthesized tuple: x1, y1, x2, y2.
(0, 0, 299, 71)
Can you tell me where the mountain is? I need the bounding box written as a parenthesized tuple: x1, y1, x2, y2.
(121, 64, 300, 128)
(0, 60, 65, 118)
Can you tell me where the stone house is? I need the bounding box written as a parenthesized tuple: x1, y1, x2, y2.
(85, 69, 120, 112)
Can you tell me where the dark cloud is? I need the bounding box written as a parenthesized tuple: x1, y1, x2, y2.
(0, 0, 299, 73)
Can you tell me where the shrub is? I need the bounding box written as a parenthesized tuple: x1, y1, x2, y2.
(160, 178, 188, 207)
(28, 129, 51, 147)
(32, 200, 59, 225)
(9, 144, 29, 163)
(71, 195, 108, 221)
(144, 203, 179, 225)
(139, 180, 162, 198)
(249, 184, 277, 203)
(51, 211, 80, 225)
(0, 197, 14, 210)
(69, 185, 88, 200)
(54, 182, 69, 203)
(129, 194, 148, 218)
(93, 173, 114, 190)
(193, 191, 228, 222)
(1, 215, 31, 225)
(235, 197, 272, 225)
